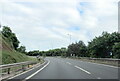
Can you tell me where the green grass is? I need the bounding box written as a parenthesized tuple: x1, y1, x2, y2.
(1, 50, 37, 64)
(27, 56, 38, 62)
(1, 51, 39, 74)
(0, 34, 38, 64)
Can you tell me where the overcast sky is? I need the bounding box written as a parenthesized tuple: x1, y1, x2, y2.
(0, 0, 119, 51)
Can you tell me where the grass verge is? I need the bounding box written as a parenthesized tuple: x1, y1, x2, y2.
(1, 50, 38, 64)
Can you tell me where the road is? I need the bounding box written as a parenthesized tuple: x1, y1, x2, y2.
(8, 57, 119, 80)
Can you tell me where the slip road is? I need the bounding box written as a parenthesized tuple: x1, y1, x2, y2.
(8, 57, 118, 80)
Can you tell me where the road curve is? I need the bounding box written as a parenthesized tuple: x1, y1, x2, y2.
(30, 57, 118, 79)
(7, 57, 119, 80)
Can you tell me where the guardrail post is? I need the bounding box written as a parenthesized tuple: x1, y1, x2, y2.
(22, 65, 25, 71)
(0, 61, 38, 79)
(28, 64, 30, 68)
(8, 68, 10, 74)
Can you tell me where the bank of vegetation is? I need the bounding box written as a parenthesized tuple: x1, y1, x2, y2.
(27, 32, 120, 59)
(0, 26, 37, 64)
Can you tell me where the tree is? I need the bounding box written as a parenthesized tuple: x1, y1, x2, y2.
(17, 46, 26, 53)
(2, 26, 12, 38)
(112, 43, 120, 58)
(61, 47, 67, 57)
(77, 41, 87, 57)
(11, 33, 20, 50)
(67, 43, 75, 57)
(88, 31, 120, 58)
(27, 50, 40, 56)
(67, 41, 87, 57)
(2, 26, 20, 50)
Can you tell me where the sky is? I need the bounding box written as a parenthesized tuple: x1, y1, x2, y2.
(0, 0, 119, 51)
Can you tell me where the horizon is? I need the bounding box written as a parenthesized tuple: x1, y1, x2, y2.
(0, 0, 118, 51)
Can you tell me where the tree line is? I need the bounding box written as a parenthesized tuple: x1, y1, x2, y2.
(87, 32, 120, 58)
(26, 47, 67, 57)
(27, 32, 120, 59)
(1, 26, 120, 59)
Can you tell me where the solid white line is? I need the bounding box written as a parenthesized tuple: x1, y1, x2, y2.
(85, 61, 119, 69)
(74, 65, 91, 74)
(68, 58, 119, 68)
(25, 60, 50, 79)
(8, 62, 43, 79)
(66, 62, 72, 65)
(97, 77, 101, 79)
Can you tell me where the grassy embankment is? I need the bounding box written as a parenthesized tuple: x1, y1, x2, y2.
(0, 34, 37, 64)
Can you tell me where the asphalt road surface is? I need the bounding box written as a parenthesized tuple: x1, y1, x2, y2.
(8, 57, 119, 80)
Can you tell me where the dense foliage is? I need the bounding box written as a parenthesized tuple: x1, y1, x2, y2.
(32, 32, 119, 59)
(2, 26, 20, 50)
(27, 48, 67, 57)
(112, 42, 120, 58)
(67, 41, 87, 57)
(88, 32, 120, 58)
(1, 26, 27, 53)
(17, 46, 26, 54)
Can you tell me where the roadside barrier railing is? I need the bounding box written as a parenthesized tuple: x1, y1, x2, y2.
(0, 61, 38, 80)
(70, 56, 120, 67)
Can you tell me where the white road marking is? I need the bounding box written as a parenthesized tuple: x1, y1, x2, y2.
(8, 62, 45, 79)
(97, 77, 101, 79)
(74, 65, 91, 74)
(66, 62, 72, 65)
(25, 60, 50, 80)
(80, 61, 118, 69)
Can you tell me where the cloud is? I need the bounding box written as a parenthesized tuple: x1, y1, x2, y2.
(1, 0, 118, 51)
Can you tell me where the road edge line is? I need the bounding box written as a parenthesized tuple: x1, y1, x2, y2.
(84, 61, 119, 68)
(68, 58, 119, 68)
(24, 60, 50, 80)
(8, 60, 47, 80)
